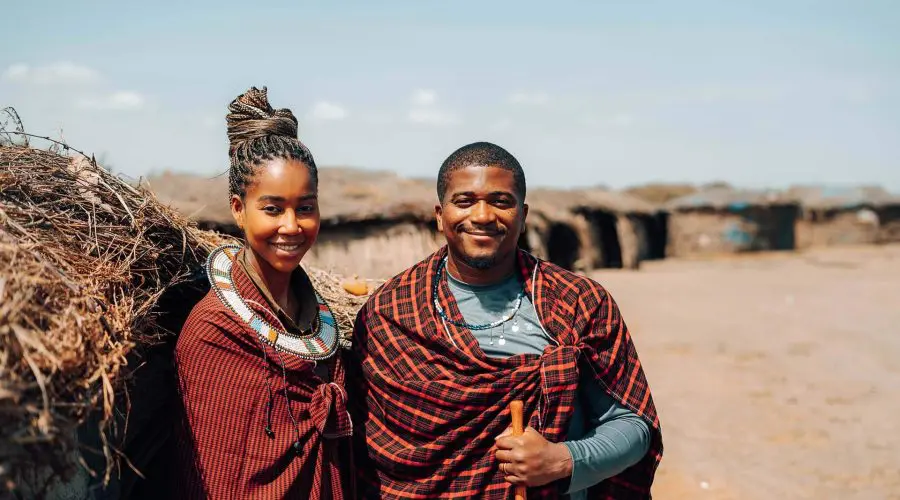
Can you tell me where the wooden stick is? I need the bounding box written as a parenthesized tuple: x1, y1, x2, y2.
(510, 400, 526, 500)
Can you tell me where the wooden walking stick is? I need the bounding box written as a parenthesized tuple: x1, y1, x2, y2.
(509, 400, 526, 500)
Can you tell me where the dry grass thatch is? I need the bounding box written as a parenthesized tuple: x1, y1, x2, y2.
(529, 187, 658, 217)
(0, 144, 367, 494)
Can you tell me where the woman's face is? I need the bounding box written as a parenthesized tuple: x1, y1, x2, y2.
(230, 158, 320, 275)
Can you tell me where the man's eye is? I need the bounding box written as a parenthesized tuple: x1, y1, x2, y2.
(263, 206, 282, 214)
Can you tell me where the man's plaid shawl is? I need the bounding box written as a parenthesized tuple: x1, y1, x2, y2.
(348, 247, 663, 499)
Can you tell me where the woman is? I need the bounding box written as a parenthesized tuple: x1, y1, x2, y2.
(175, 87, 353, 499)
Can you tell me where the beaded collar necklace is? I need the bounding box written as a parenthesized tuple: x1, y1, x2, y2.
(206, 244, 340, 361)
(432, 256, 525, 343)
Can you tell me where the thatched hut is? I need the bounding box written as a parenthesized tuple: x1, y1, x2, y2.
(528, 188, 665, 270)
(664, 187, 799, 257)
(787, 185, 900, 248)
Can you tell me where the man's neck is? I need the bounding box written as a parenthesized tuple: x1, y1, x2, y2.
(446, 251, 517, 286)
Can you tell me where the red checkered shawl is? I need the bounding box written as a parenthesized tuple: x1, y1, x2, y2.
(174, 255, 353, 499)
(349, 247, 662, 499)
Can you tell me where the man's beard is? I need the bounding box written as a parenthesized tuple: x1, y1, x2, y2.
(458, 253, 498, 270)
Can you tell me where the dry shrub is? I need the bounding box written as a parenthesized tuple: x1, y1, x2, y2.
(0, 145, 367, 495)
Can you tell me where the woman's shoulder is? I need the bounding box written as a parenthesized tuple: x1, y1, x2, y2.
(176, 290, 244, 352)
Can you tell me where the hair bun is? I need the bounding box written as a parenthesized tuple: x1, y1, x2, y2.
(226, 86, 299, 153)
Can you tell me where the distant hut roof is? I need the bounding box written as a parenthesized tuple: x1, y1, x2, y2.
(528, 187, 658, 216)
(145, 167, 437, 227)
(785, 185, 899, 210)
(665, 186, 793, 211)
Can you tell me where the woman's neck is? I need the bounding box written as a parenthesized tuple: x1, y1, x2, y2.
(245, 248, 294, 312)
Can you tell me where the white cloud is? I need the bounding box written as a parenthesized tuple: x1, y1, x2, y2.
(3, 62, 100, 85)
(309, 101, 348, 121)
(508, 91, 550, 106)
(408, 108, 458, 126)
(407, 89, 458, 126)
(411, 89, 437, 106)
(76, 91, 146, 111)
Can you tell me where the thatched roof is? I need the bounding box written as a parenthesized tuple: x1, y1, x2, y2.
(145, 167, 437, 227)
(665, 186, 794, 211)
(528, 187, 658, 216)
(785, 185, 900, 210)
(0, 145, 367, 493)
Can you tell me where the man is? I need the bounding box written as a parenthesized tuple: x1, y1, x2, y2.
(349, 142, 663, 499)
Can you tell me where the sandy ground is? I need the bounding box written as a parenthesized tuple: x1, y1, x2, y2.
(589, 244, 900, 500)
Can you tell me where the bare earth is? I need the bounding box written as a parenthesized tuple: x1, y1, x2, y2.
(589, 244, 900, 500)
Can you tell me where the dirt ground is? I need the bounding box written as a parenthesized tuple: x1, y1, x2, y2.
(590, 244, 900, 500)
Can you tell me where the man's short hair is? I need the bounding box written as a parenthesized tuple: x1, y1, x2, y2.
(436, 142, 526, 203)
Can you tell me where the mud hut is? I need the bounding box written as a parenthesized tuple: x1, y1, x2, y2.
(528, 188, 664, 271)
(787, 185, 900, 248)
(665, 187, 799, 257)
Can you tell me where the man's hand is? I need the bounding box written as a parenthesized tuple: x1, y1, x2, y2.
(494, 426, 573, 487)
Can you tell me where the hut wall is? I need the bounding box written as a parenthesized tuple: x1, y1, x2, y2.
(876, 204, 900, 243)
(795, 208, 879, 249)
(306, 221, 443, 279)
(617, 216, 642, 270)
(522, 225, 547, 260)
(667, 205, 798, 257)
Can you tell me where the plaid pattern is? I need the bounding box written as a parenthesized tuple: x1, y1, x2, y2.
(348, 247, 662, 499)
(174, 256, 353, 499)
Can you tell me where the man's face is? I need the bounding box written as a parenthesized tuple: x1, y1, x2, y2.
(435, 165, 527, 270)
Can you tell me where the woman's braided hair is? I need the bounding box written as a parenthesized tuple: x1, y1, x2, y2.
(226, 86, 318, 199)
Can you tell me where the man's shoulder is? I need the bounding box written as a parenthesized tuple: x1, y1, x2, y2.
(365, 251, 437, 307)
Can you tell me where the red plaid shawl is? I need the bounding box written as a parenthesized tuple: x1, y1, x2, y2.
(348, 247, 663, 499)
(175, 253, 353, 499)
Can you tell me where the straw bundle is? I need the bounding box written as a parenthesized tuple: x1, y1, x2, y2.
(0, 144, 367, 496)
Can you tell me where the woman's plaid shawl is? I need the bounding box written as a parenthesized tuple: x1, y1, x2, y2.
(348, 247, 663, 499)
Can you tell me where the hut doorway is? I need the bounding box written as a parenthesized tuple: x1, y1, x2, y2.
(646, 212, 668, 260)
(547, 223, 581, 270)
(585, 211, 623, 268)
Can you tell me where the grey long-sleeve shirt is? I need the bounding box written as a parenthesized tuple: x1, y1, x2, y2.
(446, 272, 650, 499)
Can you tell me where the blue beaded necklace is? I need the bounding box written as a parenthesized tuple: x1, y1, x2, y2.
(432, 256, 525, 345)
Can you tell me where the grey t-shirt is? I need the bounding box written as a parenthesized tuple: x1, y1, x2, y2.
(446, 271, 651, 498)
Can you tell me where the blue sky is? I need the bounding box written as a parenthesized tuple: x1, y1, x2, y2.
(2, 1, 898, 191)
